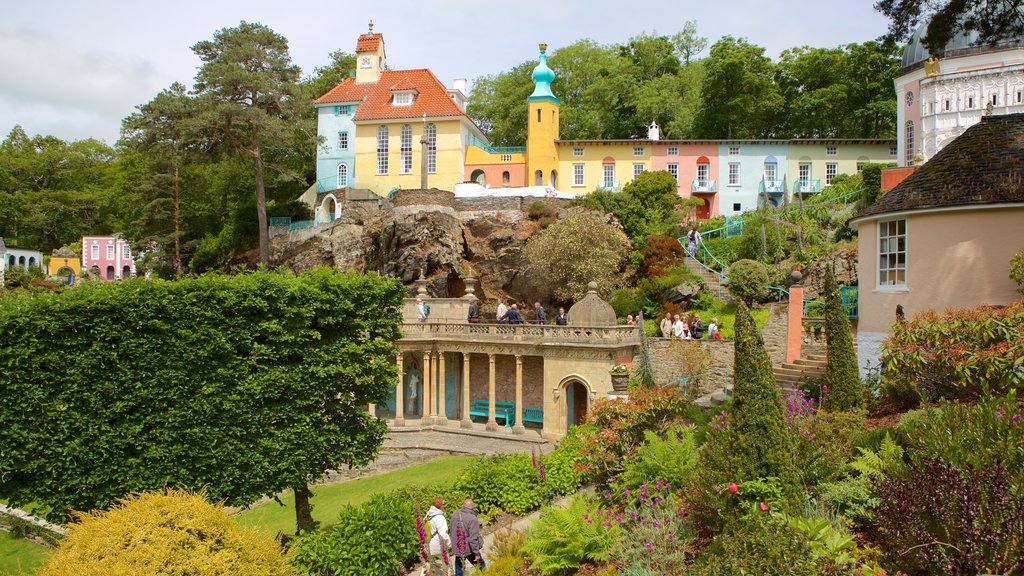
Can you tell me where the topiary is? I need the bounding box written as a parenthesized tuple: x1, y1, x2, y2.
(726, 259, 769, 305)
(38, 488, 293, 576)
(821, 266, 861, 411)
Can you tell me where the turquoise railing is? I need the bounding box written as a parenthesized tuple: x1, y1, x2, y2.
(794, 179, 822, 194)
(269, 216, 292, 227)
(691, 179, 717, 193)
(467, 135, 525, 155)
(699, 215, 743, 240)
(767, 285, 789, 302)
(759, 180, 785, 194)
(803, 287, 858, 319)
(666, 370, 731, 400)
(289, 220, 315, 231)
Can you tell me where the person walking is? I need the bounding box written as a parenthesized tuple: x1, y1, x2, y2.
(496, 299, 508, 322)
(555, 307, 569, 325)
(533, 302, 547, 325)
(426, 497, 451, 576)
(691, 314, 704, 340)
(467, 299, 480, 323)
(417, 298, 428, 322)
(660, 313, 673, 339)
(499, 304, 523, 324)
(450, 499, 485, 576)
(687, 227, 700, 257)
(708, 317, 720, 340)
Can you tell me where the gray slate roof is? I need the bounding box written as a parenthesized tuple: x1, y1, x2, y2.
(857, 113, 1024, 219)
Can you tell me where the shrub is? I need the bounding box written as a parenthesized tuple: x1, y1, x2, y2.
(39, 488, 293, 576)
(874, 459, 1024, 576)
(816, 434, 906, 527)
(726, 259, 769, 304)
(610, 287, 650, 319)
(484, 520, 531, 576)
(523, 496, 617, 576)
(880, 300, 1024, 404)
(544, 429, 585, 497)
(289, 492, 417, 576)
(689, 510, 818, 576)
(791, 408, 868, 490)
(612, 481, 692, 574)
(640, 234, 686, 278)
(619, 427, 699, 490)
(453, 453, 543, 517)
(1010, 248, 1024, 296)
(821, 266, 862, 411)
(577, 386, 689, 482)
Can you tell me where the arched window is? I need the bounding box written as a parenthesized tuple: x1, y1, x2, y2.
(537, 109, 541, 123)
(905, 121, 915, 166)
(425, 123, 437, 174)
(471, 169, 486, 185)
(502, 171, 510, 185)
(377, 126, 389, 175)
(535, 170, 543, 186)
(550, 170, 557, 188)
(337, 164, 348, 188)
(400, 124, 413, 174)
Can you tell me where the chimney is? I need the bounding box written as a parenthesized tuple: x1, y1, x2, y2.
(449, 78, 469, 111)
(647, 120, 660, 141)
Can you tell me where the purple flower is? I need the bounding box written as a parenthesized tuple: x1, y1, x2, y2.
(615, 515, 622, 523)
(667, 533, 675, 540)
(623, 490, 631, 497)
(1013, 414, 1022, 423)
(396, 562, 407, 576)
(629, 511, 637, 519)
(645, 542, 653, 552)
(531, 447, 537, 469)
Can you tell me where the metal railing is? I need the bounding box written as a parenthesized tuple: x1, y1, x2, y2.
(269, 216, 292, 228)
(794, 179, 822, 194)
(802, 286, 858, 319)
(467, 135, 525, 155)
(759, 180, 785, 194)
(691, 179, 717, 193)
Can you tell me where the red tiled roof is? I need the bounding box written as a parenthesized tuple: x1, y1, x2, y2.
(356, 33, 382, 52)
(313, 77, 372, 105)
(355, 69, 465, 121)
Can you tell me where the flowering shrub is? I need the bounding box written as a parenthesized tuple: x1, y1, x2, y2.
(523, 496, 617, 576)
(688, 509, 818, 576)
(609, 481, 692, 574)
(578, 385, 689, 482)
(880, 300, 1024, 404)
(619, 427, 699, 491)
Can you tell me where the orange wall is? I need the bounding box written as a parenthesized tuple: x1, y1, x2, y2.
(881, 167, 916, 192)
(464, 163, 527, 187)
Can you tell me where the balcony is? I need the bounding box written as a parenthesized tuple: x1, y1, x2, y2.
(759, 180, 785, 195)
(691, 179, 717, 193)
(597, 180, 621, 192)
(794, 179, 822, 194)
(402, 321, 641, 347)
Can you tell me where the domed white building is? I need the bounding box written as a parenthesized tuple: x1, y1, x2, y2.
(895, 17, 1024, 166)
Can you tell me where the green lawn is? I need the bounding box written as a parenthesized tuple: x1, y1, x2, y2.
(0, 533, 51, 576)
(234, 455, 475, 536)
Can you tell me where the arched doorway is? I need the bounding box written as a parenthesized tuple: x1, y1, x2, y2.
(697, 197, 711, 219)
(105, 265, 114, 280)
(320, 194, 339, 223)
(534, 170, 543, 186)
(57, 266, 75, 284)
(471, 169, 486, 186)
(89, 265, 100, 279)
(122, 265, 132, 279)
(559, 376, 593, 432)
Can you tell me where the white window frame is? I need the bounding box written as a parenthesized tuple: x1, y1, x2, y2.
(696, 163, 709, 183)
(825, 162, 838, 185)
(106, 245, 114, 260)
(337, 163, 348, 188)
(573, 147, 584, 157)
(856, 162, 866, 174)
(826, 146, 837, 156)
(602, 164, 616, 188)
(573, 163, 584, 186)
(400, 124, 413, 174)
(667, 146, 679, 156)
(122, 244, 131, 259)
(633, 147, 644, 157)
(728, 162, 740, 186)
(889, 145, 897, 156)
(393, 92, 414, 106)
(728, 146, 740, 156)
(633, 163, 645, 179)
(667, 163, 678, 182)
(425, 123, 437, 174)
(91, 245, 99, 259)
(905, 121, 915, 166)
(338, 131, 348, 151)
(878, 219, 907, 288)
(377, 126, 389, 175)
(763, 162, 777, 181)
(799, 162, 811, 182)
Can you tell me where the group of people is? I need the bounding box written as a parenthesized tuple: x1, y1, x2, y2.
(660, 312, 720, 340)
(425, 497, 485, 576)
(493, 299, 568, 326)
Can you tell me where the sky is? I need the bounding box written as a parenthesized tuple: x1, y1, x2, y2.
(0, 0, 894, 145)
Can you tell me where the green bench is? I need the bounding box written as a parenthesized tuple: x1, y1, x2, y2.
(522, 407, 544, 425)
(469, 400, 515, 427)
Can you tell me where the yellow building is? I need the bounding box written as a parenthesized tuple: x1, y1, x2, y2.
(526, 44, 561, 188)
(556, 141, 650, 193)
(47, 245, 80, 283)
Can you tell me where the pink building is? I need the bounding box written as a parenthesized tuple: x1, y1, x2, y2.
(81, 236, 135, 280)
(651, 142, 721, 219)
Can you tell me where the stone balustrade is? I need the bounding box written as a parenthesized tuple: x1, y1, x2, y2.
(401, 321, 641, 346)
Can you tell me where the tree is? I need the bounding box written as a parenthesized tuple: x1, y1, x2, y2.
(466, 62, 534, 146)
(671, 20, 708, 65)
(38, 489, 293, 576)
(622, 170, 680, 221)
(191, 21, 305, 267)
(726, 259, 770, 305)
(303, 49, 357, 104)
(875, 0, 1024, 54)
(730, 301, 798, 499)
(0, 269, 403, 533)
(821, 266, 862, 411)
(694, 37, 785, 139)
(523, 212, 631, 303)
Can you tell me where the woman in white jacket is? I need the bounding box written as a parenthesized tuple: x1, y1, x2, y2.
(426, 497, 451, 575)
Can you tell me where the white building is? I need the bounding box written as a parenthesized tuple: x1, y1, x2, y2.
(896, 21, 1024, 167)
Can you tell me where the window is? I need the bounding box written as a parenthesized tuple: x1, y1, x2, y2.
(927, 101, 935, 114)
(889, 145, 897, 156)
(728, 162, 740, 185)
(633, 147, 644, 157)
(425, 124, 437, 173)
(856, 162, 865, 174)
(122, 244, 131, 259)
(763, 162, 777, 181)
(728, 146, 740, 156)
(500, 154, 512, 162)
(905, 91, 913, 106)
(905, 121, 914, 166)
(697, 163, 709, 183)
(667, 163, 678, 182)
(502, 171, 510, 184)
(91, 245, 98, 259)
(667, 146, 679, 156)
(376, 126, 388, 175)
(990, 93, 999, 106)
(537, 109, 541, 122)
(633, 163, 645, 179)
(732, 203, 741, 211)
(573, 147, 584, 157)
(573, 163, 584, 186)
(799, 162, 811, 182)
(825, 162, 838, 185)
(338, 131, 348, 150)
(334, 104, 351, 116)
(535, 170, 543, 185)
(878, 219, 906, 287)
(337, 164, 348, 187)
(826, 146, 837, 156)
(967, 95, 976, 109)
(603, 164, 616, 188)
(106, 245, 114, 259)
(1016, 90, 1023, 104)
(334, 105, 340, 116)
(400, 125, 413, 174)
(393, 92, 413, 106)
(943, 98, 952, 111)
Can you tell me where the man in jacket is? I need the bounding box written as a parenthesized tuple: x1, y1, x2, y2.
(450, 499, 485, 575)
(533, 302, 547, 325)
(499, 304, 523, 325)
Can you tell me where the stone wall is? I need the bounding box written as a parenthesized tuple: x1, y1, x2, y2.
(454, 196, 523, 212)
(393, 188, 456, 209)
(465, 353, 545, 412)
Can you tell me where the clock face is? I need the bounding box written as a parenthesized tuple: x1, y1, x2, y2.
(906, 91, 914, 106)
(359, 56, 372, 69)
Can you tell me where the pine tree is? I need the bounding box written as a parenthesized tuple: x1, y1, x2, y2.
(821, 266, 862, 411)
(730, 301, 798, 488)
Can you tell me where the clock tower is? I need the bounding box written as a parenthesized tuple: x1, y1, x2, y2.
(355, 20, 386, 85)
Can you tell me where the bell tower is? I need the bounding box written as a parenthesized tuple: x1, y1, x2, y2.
(526, 43, 561, 188)
(355, 19, 386, 85)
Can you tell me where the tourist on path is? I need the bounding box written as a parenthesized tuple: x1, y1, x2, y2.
(499, 304, 523, 324)
(495, 299, 508, 321)
(450, 499, 486, 576)
(708, 318, 720, 340)
(671, 314, 685, 339)
(660, 313, 673, 339)
(467, 299, 480, 323)
(426, 497, 451, 576)
(534, 302, 547, 325)
(555, 307, 569, 325)
(417, 298, 428, 322)
(626, 314, 635, 327)
(687, 227, 700, 257)
(691, 314, 704, 339)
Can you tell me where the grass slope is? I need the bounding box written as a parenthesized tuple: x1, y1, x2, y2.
(234, 455, 475, 535)
(0, 533, 51, 576)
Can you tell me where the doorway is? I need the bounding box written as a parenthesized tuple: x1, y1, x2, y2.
(565, 380, 589, 430)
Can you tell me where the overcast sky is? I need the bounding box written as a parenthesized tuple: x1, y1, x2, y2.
(0, 0, 893, 145)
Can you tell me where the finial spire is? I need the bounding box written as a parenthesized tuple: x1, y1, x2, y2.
(539, 42, 547, 53)
(368, 19, 374, 32)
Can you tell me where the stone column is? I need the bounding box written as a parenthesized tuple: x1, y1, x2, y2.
(461, 352, 472, 429)
(423, 351, 433, 423)
(368, 403, 376, 418)
(486, 353, 498, 431)
(786, 279, 805, 364)
(394, 352, 405, 427)
(512, 354, 526, 435)
(437, 351, 448, 425)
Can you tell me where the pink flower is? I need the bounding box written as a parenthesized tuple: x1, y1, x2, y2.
(759, 502, 768, 512)
(728, 483, 738, 494)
